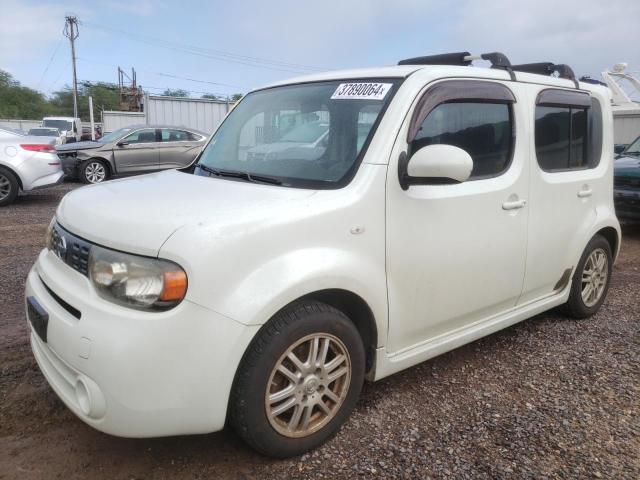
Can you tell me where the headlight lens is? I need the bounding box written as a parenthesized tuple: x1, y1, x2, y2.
(89, 245, 187, 310)
(45, 217, 55, 250)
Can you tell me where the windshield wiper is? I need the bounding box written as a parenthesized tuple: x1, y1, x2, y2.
(196, 164, 282, 185)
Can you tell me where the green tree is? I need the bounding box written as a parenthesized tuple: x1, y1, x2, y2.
(162, 88, 189, 97)
(201, 93, 219, 100)
(231, 93, 243, 102)
(0, 69, 50, 119)
(48, 81, 120, 120)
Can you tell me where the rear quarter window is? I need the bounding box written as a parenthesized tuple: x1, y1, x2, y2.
(534, 89, 602, 172)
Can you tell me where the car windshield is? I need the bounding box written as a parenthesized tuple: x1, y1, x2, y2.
(100, 127, 132, 143)
(196, 79, 400, 188)
(43, 120, 72, 131)
(280, 121, 328, 143)
(624, 136, 640, 155)
(29, 128, 58, 136)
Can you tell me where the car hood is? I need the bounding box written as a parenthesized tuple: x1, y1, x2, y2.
(56, 169, 317, 256)
(614, 155, 640, 177)
(56, 141, 104, 152)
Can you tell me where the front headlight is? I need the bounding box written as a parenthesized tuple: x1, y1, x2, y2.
(45, 217, 55, 250)
(88, 245, 187, 311)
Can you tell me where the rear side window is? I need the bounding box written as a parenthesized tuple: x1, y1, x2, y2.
(161, 129, 200, 141)
(124, 129, 157, 144)
(413, 102, 513, 179)
(535, 89, 602, 171)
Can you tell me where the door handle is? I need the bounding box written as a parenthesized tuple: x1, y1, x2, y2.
(502, 199, 527, 210)
(577, 189, 593, 198)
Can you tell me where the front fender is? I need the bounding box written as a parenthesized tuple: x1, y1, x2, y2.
(224, 247, 387, 332)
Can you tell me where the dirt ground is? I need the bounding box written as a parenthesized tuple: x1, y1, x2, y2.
(1, 183, 638, 479)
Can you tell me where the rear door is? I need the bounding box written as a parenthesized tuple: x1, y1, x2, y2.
(157, 128, 204, 169)
(113, 128, 159, 173)
(519, 88, 605, 303)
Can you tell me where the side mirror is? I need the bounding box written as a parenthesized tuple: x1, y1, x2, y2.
(116, 141, 129, 147)
(399, 144, 473, 190)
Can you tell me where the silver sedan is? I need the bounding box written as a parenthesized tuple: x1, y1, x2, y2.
(56, 125, 208, 184)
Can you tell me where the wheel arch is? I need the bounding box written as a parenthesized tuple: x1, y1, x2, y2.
(596, 226, 619, 261)
(87, 156, 113, 175)
(297, 289, 378, 377)
(0, 164, 23, 190)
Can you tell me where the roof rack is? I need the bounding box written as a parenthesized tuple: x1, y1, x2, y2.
(510, 62, 579, 87)
(397, 52, 580, 88)
(398, 52, 473, 67)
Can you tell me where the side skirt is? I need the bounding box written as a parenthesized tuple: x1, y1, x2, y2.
(371, 289, 569, 381)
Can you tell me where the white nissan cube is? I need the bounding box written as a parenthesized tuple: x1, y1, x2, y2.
(26, 52, 620, 457)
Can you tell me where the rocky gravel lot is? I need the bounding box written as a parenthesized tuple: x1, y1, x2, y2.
(1, 183, 638, 479)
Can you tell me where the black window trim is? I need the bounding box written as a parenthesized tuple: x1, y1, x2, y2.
(407, 79, 517, 183)
(534, 88, 598, 173)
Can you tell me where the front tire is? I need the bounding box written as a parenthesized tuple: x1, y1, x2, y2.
(230, 301, 365, 458)
(80, 159, 109, 184)
(563, 234, 613, 319)
(0, 167, 19, 206)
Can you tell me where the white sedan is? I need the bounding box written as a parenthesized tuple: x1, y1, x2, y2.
(0, 134, 64, 206)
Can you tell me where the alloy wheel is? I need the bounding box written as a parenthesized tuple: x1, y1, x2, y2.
(265, 333, 351, 438)
(0, 173, 11, 200)
(85, 162, 106, 183)
(581, 248, 608, 307)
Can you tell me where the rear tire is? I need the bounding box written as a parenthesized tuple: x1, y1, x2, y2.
(80, 159, 109, 184)
(0, 167, 19, 206)
(230, 301, 365, 458)
(563, 234, 612, 319)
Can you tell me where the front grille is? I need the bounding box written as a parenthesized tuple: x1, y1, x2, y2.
(50, 223, 91, 277)
(615, 176, 640, 189)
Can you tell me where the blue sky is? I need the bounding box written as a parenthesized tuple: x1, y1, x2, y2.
(1, 0, 639, 99)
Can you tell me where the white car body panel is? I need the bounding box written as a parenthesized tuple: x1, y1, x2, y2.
(26, 64, 621, 437)
(0, 137, 64, 192)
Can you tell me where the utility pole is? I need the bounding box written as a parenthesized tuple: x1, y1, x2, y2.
(64, 15, 80, 119)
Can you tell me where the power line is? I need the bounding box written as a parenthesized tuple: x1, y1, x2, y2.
(82, 21, 331, 74)
(36, 38, 63, 90)
(78, 79, 232, 98)
(48, 61, 71, 92)
(76, 57, 246, 90)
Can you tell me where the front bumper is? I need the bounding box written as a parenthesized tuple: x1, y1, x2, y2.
(58, 154, 79, 176)
(26, 249, 259, 437)
(614, 188, 640, 220)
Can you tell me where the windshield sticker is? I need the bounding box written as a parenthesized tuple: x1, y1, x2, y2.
(331, 83, 392, 100)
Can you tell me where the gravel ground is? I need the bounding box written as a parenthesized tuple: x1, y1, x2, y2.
(1, 183, 638, 479)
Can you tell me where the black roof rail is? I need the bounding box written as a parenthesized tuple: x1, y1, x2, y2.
(398, 52, 472, 66)
(511, 62, 579, 88)
(480, 52, 515, 80)
(397, 52, 580, 87)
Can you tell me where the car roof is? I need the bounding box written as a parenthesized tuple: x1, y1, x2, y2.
(259, 64, 607, 95)
(119, 124, 208, 135)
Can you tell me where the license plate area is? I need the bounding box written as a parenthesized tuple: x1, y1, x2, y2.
(27, 296, 49, 343)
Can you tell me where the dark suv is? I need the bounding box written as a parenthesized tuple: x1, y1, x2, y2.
(614, 134, 640, 220)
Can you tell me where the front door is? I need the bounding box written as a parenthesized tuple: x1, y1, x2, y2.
(386, 79, 530, 353)
(113, 128, 159, 173)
